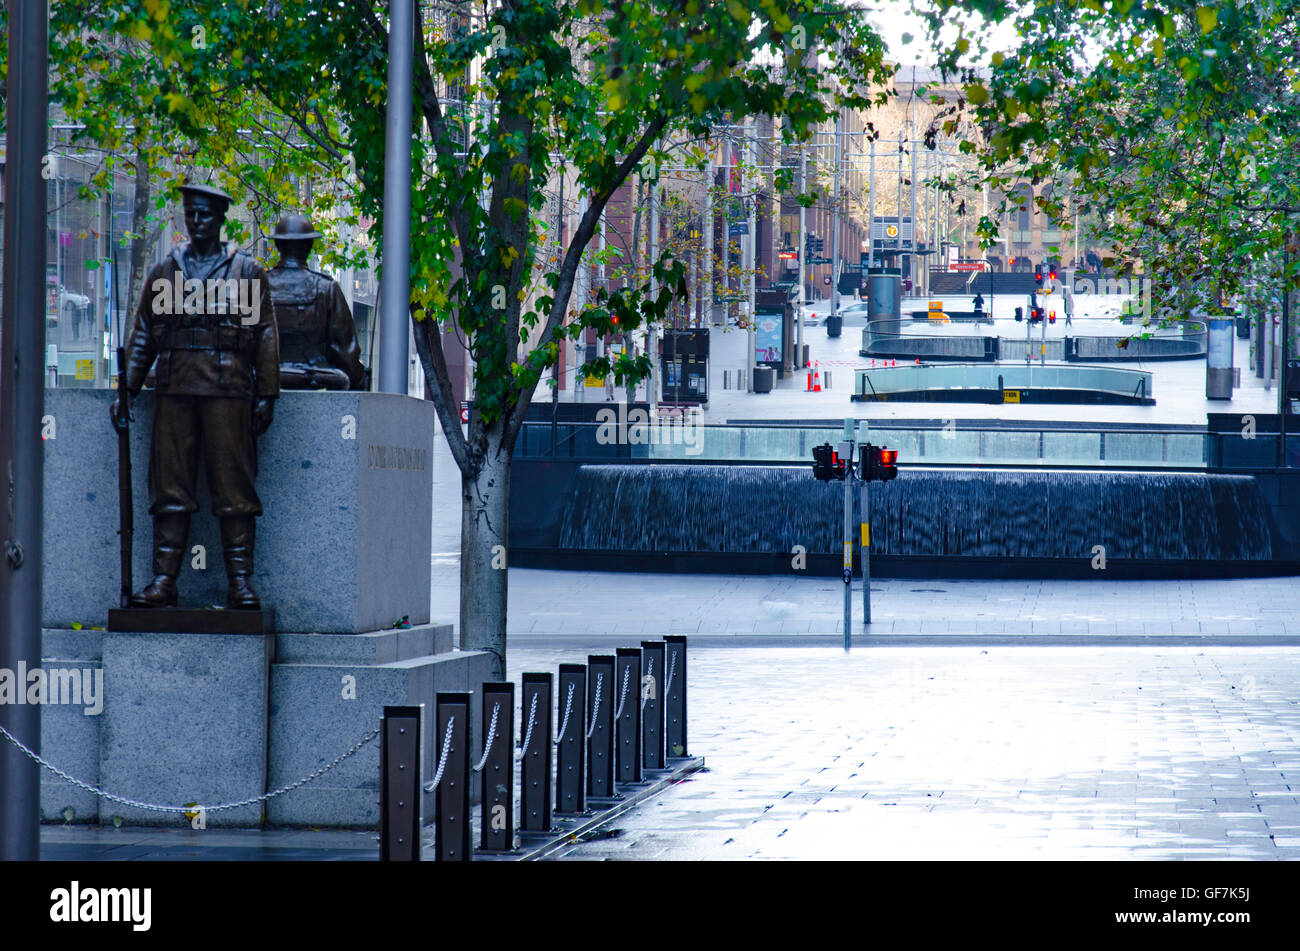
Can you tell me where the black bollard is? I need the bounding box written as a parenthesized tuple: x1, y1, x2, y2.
(519, 673, 554, 832)
(434, 692, 472, 861)
(586, 655, 616, 799)
(641, 641, 667, 771)
(479, 682, 515, 852)
(555, 664, 587, 815)
(614, 648, 643, 785)
(379, 705, 422, 861)
(665, 636, 688, 758)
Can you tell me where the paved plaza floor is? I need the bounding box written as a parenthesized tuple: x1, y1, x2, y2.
(519, 645, 1300, 860)
(41, 643, 1300, 861)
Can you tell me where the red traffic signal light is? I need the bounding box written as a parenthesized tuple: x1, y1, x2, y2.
(1048, 267, 1058, 282)
(1048, 310, 1056, 324)
(862, 443, 899, 482)
(1033, 265, 1043, 287)
(812, 443, 847, 481)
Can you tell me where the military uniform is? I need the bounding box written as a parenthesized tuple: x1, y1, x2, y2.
(123, 240, 278, 606)
(268, 263, 366, 390)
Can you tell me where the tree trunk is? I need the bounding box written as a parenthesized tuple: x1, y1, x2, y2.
(459, 425, 511, 680)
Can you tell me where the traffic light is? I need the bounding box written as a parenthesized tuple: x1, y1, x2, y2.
(1034, 265, 1043, 288)
(1048, 266, 1058, 283)
(812, 443, 842, 481)
(862, 444, 899, 482)
(1048, 310, 1056, 324)
(1014, 306, 1024, 322)
(1029, 306, 1043, 323)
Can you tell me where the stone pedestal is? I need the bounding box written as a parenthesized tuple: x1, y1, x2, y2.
(39, 387, 488, 829)
(98, 630, 273, 827)
(40, 625, 492, 828)
(43, 389, 433, 633)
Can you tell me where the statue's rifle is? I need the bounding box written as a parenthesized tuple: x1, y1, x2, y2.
(111, 247, 133, 607)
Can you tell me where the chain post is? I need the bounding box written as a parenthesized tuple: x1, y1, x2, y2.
(614, 649, 643, 785)
(555, 664, 587, 815)
(478, 682, 515, 852)
(640, 641, 667, 771)
(435, 693, 471, 861)
(586, 655, 616, 799)
(664, 637, 688, 758)
(519, 673, 554, 833)
(380, 705, 422, 861)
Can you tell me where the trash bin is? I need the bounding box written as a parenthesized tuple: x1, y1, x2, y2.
(753, 366, 775, 393)
(825, 314, 843, 337)
(1236, 316, 1250, 339)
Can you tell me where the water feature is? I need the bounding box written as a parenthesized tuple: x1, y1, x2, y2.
(557, 465, 1271, 561)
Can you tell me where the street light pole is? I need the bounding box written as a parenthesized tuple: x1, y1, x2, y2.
(0, 0, 48, 862)
(378, 0, 413, 395)
(830, 106, 842, 322)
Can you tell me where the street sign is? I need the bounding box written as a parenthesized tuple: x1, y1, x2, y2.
(778, 250, 798, 260)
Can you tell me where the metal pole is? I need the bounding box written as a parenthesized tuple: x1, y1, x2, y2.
(858, 419, 870, 626)
(703, 155, 713, 330)
(841, 417, 853, 652)
(831, 107, 842, 322)
(896, 130, 904, 272)
(1281, 237, 1291, 467)
(0, 0, 48, 862)
(867, 145, 876, 269)
(798, 141, 807, 356)
(378, 0, 413, 394)
(649, 169, 660, 412)
(910, 124, 918, 299)
(746, 121, 757, 391)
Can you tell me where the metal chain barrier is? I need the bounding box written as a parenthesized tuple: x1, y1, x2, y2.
(585, 672, 604, 740)
(664, 651, 677, 699)
(553, 682, 576, 745)
(0, 722, 378, 814)
(471, 704, 500, 773)
(423, 716, 457, 792)
(612, 666, 631, 722)
(516, 692, 539, 759)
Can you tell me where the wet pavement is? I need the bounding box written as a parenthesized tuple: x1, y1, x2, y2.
(41, 643, 1300, 861)
(518, 645, 1300, 860)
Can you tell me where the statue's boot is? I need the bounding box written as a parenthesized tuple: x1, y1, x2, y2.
(222, 515, 261, 610)
(129, 513, 188, 607)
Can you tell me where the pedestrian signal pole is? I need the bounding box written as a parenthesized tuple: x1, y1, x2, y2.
(840, 418, 854, 651)
(859, 420, 871, 627)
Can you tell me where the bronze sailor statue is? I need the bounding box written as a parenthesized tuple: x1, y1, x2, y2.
(111, 182, 278, 610)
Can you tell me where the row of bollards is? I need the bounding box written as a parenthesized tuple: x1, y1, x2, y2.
(379, 637, 688, 860)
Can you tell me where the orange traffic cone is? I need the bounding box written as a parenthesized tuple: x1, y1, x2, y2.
(890, 358, 896, 367)
(915, 358, 921, 365)
(813, 362, 822, 392)
(806, 367, 813, 391)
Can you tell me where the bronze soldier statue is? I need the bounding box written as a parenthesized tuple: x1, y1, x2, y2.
(112, 182, 278, 610)
(267, 214, 366, 391)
